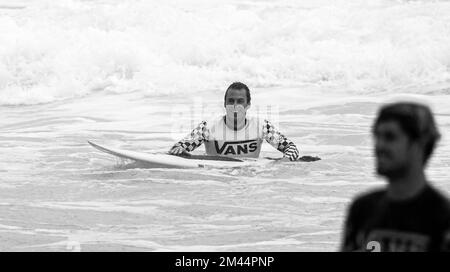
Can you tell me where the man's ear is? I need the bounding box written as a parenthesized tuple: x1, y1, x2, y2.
(407, 140, 424, 162)
(416, 137, 429, 158)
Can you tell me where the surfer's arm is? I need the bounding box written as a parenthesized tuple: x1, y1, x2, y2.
(262, 119, 300, 161)
(169, 121, 208, 154)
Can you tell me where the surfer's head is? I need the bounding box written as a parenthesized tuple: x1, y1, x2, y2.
(224, 82, 251, 108)
(372, 102, 440, 178)
(223, 82, 251, 130)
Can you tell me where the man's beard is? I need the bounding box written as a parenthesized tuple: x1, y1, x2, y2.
(376, 161, 409, 180)
(375, 149, 409, 180)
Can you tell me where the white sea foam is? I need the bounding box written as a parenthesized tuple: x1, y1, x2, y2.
(1, 0, 450, 105)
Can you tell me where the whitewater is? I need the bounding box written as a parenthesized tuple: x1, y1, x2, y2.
(0, 0, 449, 251)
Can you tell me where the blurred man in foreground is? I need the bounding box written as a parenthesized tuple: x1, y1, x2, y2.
(341, 102, 450, 252)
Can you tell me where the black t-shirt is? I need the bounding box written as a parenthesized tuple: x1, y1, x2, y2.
(342, 184, 450, 252)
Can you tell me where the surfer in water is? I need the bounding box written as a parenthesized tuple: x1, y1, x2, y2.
(168, 82, 301, 161)
(341, 102, 450, 252)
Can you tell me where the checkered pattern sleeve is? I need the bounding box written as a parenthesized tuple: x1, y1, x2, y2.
(171, 121, 208, 152)
(262, 119, 300, 161)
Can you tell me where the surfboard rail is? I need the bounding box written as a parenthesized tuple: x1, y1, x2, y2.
(87, 141, 247, 168)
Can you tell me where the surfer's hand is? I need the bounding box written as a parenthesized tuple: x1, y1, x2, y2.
(299, 155, 321, 162)
(169, 146, 186, 155)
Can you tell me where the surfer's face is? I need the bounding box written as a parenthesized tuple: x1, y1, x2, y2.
(224, 88, 250, 130)
(374, 121, 418, 179)
(224, 88, 249, 108)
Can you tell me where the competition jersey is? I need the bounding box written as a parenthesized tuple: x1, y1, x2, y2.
(171, 116, 299, 160)
(341, 185, 450, 252)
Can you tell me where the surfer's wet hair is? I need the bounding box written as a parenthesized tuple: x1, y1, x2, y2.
(373, 102, 441, 164)
(224, 82, 251, 104)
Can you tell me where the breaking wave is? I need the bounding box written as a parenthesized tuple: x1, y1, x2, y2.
(1, 0, 450, 105)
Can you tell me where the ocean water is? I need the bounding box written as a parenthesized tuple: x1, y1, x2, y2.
(0, 0, 450, 251)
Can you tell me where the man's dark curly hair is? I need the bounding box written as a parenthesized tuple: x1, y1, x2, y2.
(373, 102, 441, 164)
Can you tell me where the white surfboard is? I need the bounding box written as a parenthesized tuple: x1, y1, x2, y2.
(87, 141, 251, 168)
